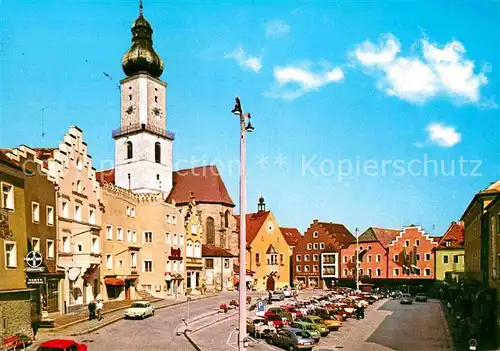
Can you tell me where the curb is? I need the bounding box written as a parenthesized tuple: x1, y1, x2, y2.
(50, 298, 163, 331)
(71, 294, 219, 336)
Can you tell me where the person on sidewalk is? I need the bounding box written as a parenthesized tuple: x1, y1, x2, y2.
(88, 300, 96, 320)
(96, 299, 103, 321)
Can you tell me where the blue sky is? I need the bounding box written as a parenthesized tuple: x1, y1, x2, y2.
(1, 0, 499, 236)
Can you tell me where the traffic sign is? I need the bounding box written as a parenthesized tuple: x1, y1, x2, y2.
(256, 300, 265, 317)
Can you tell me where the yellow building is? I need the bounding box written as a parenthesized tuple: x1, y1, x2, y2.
(183, 195, 204, 293)
(0, 152, 34, 339)
(434, 221, 465, 281)
(235, 198, 291, 291)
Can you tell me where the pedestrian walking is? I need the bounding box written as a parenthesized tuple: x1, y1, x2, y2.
(96, 299, 103, 321)
(88, 300, 96, 320)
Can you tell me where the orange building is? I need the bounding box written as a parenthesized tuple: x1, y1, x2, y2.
(387, 226, 438, 280)
(341, 227, 400, 280)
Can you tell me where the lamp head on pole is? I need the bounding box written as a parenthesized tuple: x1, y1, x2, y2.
(231, 96, 242, 115)
(245, 113, 255, 132)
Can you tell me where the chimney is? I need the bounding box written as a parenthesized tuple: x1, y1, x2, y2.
(313, 219, 318, 224)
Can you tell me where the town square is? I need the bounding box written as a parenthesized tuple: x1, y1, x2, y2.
(1, 1, 499, 351)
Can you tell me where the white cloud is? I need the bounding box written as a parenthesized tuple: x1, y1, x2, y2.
(351, 34, 490, 105)
(265, 64, 344, 99)
(424, 122, 461, 147)
(265, 19, 290, 38)
(224, 47, 263, 73)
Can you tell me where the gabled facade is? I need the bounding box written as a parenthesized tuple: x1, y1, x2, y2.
(183, 195, 203, 293)
(6, 146, 64, 316)
(435, 221, 465, 281)
(387, 226, 438, 280)
(340, 227, 400, 280)
(293, 219, 354, 289)
(235, 198, 291, 291)
(167, 165, 238, 255)
(44, 126, 102, 312)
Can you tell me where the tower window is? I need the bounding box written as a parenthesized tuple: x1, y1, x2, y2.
(155, 96, 158, 103)
(126, 141, 133, 159)
(156, 174, 160, 181)
(129, 94, 132, 101)
(155, 142, 161, 163)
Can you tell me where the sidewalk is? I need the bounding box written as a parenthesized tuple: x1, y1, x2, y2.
(33, 293, 218, 344)
(48, 297, 161, 328)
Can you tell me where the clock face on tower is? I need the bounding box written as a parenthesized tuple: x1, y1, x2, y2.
(124, 101, 137, 119)
(150, 102, 163, 119)
(267, 221, 274, 233)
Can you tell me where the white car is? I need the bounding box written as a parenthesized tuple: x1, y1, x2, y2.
(282, 288, 293, 297)
(124, 301, 155, 319)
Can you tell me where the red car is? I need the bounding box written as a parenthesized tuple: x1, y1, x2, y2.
(280, 305, 303, 319)
(265, 313, 285, 329)
(36, 339, 87, 351)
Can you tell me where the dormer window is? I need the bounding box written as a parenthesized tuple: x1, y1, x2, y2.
(445, 240, 452, 247)
(313, 231, 319, 238)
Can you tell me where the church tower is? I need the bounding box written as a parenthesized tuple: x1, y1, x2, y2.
(113, 1, 173, 194)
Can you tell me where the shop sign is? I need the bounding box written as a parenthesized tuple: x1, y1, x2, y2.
(27, 277, 45, 285)
(25, 251, 44, 273)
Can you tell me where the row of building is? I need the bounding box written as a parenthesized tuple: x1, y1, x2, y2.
(290, 220, 465, 290)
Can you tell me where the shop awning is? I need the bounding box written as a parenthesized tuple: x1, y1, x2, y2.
(104, 277, 125, 286)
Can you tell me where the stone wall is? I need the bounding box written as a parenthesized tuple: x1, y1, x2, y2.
(0, 291, 34, 341)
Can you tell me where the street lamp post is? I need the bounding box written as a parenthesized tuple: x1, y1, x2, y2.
(355, 228, 360, 292)
(231, 96, 254, 351)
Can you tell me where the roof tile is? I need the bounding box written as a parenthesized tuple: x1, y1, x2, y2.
(280, 227, 302, 246)
(202, 244, 235, 257)
(234, 211, 270, 245)
(167, 165, 234, 206)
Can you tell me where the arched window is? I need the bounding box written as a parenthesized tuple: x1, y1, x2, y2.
(194, 241, 201, 258)
(155, 142, 161, 163)
(186, 240, 193, 257)
(206, 217, 215, 244)
(224, 210, 230, 228)
(126, 141, 133, 159)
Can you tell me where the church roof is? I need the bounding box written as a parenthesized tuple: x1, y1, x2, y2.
(96, 168, 115, 184)
(166, 165, 234, 206)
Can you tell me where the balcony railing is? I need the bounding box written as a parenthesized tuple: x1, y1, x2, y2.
(130, 266, 138, 274)
(112, 123, 175, 140)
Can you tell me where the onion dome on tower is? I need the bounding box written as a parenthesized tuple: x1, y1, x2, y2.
(122, 1, 164, 78)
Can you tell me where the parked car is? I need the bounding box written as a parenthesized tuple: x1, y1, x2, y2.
(266, 314, 285, 329)
(282, 288, 294, 298)
(247, 317, 272, 337)
(265, 307, 285, 317)
(296, 316, 329, 336)
(124, 301, 155, 319)
(415, 293, 428, 302)
(310, 309, 342, 331)
(271, 291, 286, 301)
(400, 294, 413, 305)
(267, 327, 316, 350)
(37, 339, 87, 351)
(290, 321, 321, 343)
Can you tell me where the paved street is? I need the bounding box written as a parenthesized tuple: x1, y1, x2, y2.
(367, 298, 452, 351)
(191, 297, 452, 351)
(30, 292, 451, 351)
